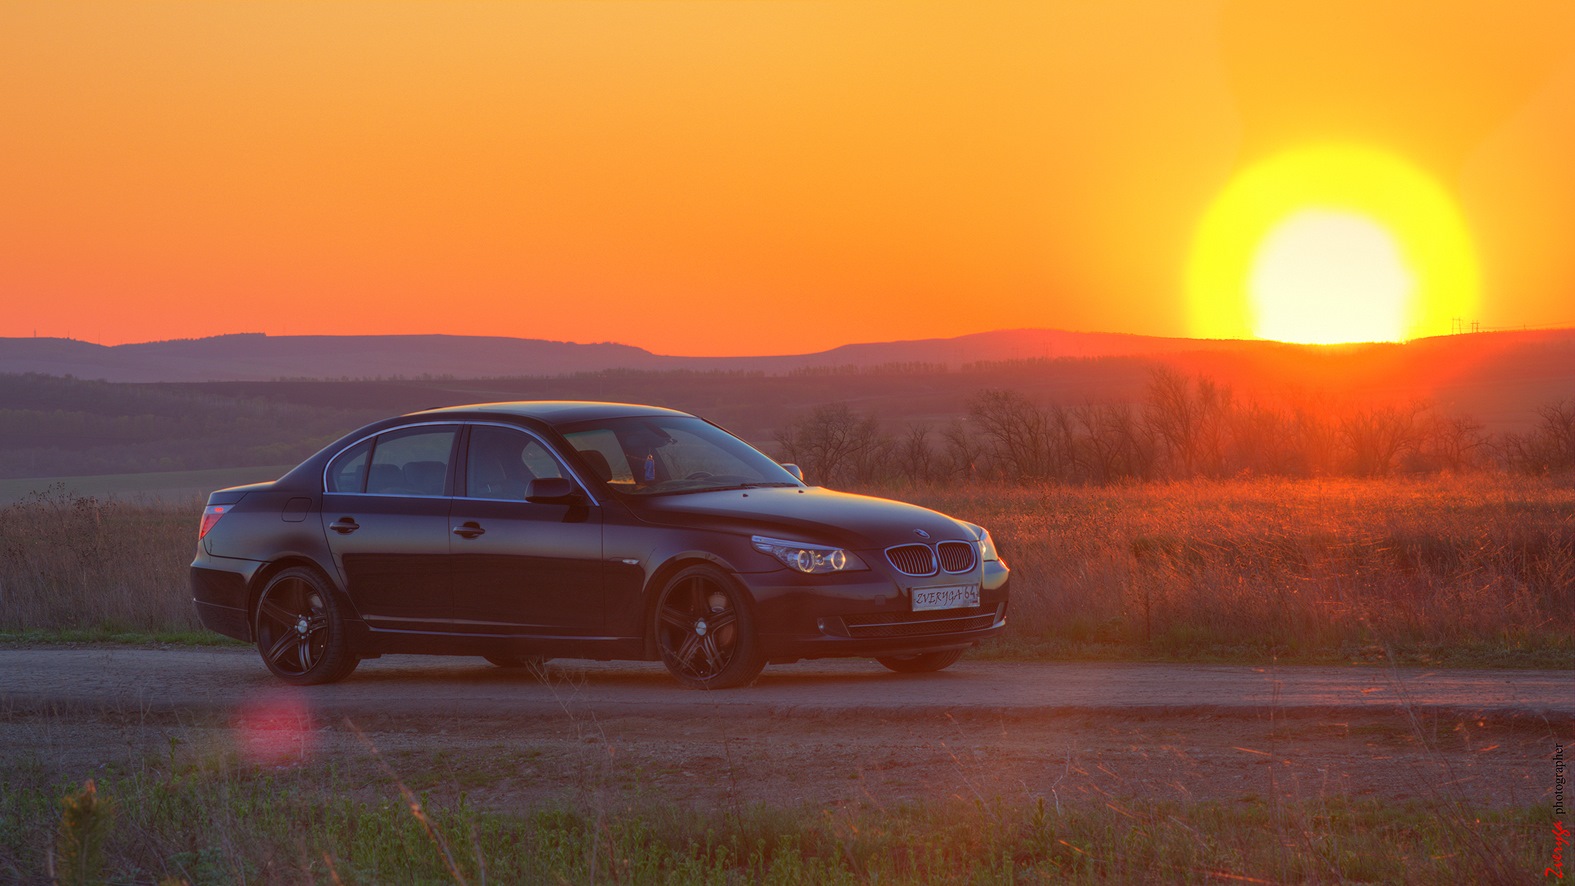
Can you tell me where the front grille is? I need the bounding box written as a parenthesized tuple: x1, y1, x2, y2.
(937, 541, 977, 573)
(842, 607, 999, 639)
(886, 544, 937, 576)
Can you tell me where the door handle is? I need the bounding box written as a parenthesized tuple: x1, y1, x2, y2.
(329, 517, 359, 535)
(452, 521, 486, 539)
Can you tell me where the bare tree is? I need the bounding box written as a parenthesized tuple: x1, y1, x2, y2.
(1537, 400, 1575, 471)
(940, 418, 981, 480)
(968, 389, 1060, 480)
(1501, 400, 1575, 474)
(1072, 401, 1154, 483)
(896, 423, 937, 484)
(1416, 413, 1488, 473)
(1289, 396, 1340, 477)
(1228, 401, 1298, 476)
(1144, 366, 1232, 478)
(774, 403, 889, 487)
(1339, 402, 1428, 477)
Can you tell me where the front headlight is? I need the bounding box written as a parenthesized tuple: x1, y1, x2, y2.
(978, 532, 1001, 563)
(961, 521, 1001, 563)
(751, 535, 867, 574)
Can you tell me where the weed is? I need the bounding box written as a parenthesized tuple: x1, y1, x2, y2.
(51, 779, 113, 886)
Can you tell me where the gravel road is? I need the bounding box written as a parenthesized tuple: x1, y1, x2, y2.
(1, 647, 1569, 720)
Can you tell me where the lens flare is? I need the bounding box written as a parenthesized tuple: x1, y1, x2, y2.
(231, 690, 317, 766)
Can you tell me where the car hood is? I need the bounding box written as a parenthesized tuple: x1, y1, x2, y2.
(626, 486, 973, 550)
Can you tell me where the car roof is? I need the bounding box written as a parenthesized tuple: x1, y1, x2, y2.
(408, 400, 693, 425)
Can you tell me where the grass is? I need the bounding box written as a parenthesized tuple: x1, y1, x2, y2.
(0, 752, 1549, 884)
(890, 473, 1575, 669)
(0, 485, 206, 632)
(0, 627, 244, 648)
(1, 474, 1572, 668)
(970, 635, 1575, 670)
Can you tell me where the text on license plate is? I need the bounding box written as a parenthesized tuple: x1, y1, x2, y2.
(911, 584, 980, 612)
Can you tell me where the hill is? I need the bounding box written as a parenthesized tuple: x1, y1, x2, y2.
(154, 327, 1575, 435)
(0, 329, 1265, 383)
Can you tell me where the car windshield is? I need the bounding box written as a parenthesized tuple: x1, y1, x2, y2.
(556, 415, 803, 497)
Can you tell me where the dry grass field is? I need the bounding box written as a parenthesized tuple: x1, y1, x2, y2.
(895, 473, 1575, 668)
(0, 485, 203, 635)
(2, 473, 1570, 667)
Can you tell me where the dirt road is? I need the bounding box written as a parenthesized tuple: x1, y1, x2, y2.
(2, 648, 1568, 811)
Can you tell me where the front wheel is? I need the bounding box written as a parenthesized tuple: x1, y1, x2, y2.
(253, 566, 359, 685)
(876, 648, 965, 674)
(653, 565, 764, 689)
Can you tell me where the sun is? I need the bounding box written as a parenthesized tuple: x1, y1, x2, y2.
(1186, 145, 1479, 344)
(1249, 210, 1413, 343)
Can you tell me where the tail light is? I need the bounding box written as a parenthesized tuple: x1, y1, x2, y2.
(198, 505, 229, 539)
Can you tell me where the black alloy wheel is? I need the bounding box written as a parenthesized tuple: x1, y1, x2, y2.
(875, 648, 965, 674)
(253, 566, 359, 686)
(653, 565, 764, 689)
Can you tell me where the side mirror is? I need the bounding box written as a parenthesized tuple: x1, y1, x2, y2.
(780, 463, 804, 482)
(525, 477, 582, 504)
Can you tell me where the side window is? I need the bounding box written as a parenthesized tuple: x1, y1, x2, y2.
(465, 426, 565, 500)
(326, 437, 373, 493)
(366, 426, 458, 496)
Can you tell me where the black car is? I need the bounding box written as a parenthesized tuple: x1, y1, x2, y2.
(191, 401, 1009, 688)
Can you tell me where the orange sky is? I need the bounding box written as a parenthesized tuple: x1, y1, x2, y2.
(3, 1, 1574, 356)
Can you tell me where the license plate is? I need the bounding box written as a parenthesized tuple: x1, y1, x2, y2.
(911, 584, 980, 612)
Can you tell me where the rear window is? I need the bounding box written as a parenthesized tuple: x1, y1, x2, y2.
(326, 426, 458, 496)
(326, 438, 372, 493)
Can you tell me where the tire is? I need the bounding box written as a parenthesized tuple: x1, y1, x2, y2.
(653, 564, 765, 689)
(876, 648, 965, 674)
(484, 655, 550, 670)
(253, 566, 359, 686)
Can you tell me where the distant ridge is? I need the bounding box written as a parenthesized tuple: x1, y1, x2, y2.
(0, 333, 659, 382)
(0, 329, 1259, 383)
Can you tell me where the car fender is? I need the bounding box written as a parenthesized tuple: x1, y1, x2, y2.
(634, 547, 764, 659)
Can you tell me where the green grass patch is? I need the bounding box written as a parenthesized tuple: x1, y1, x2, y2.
(0, 628, 245, 648)
(1, 765, 1550, 884)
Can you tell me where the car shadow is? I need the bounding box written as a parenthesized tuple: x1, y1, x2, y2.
(332, 657, 971, 691)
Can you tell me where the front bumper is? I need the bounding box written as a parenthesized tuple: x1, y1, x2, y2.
(740, 559, 1009, 662)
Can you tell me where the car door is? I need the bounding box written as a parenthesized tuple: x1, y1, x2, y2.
(447, 423, 605, 635)
(320, 424, 459, 630)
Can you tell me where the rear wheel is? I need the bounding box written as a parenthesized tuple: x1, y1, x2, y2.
(876, 648, 965, 674)
(653, 565, 764, 689)
(254, 566, 359, 685)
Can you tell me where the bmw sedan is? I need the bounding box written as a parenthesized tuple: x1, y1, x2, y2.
(191, 401, 1009, 688)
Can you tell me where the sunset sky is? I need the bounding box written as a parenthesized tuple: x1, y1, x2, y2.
(4, 1, 1574, 355)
